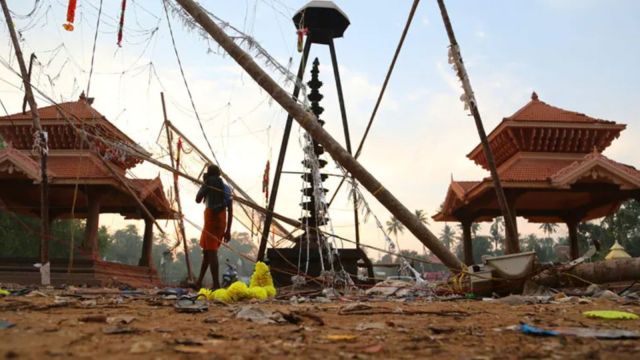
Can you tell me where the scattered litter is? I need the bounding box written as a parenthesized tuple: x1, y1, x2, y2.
(519, 323, 557, 337)
(356, 322, 387, 331)
(107, 315, 136, 325)
(79, 315, 107, 323)
(234, 305, 286, 325)
(102, 325, 143, 335)
(175, 296, 208, 313)
(0, 320, 16, 330)
(0, 289, 10, 296)
(517, 323, 640, 339)
(583, 310, 639, 320)
(595, 290, 622, 301)
(365, 279, 413, 297)
(130, 341, 154, 354)
(174, 338, 203, 346)
(157, 288, 187, 299)
(358, 343, 384, 354)
(326, 334, 357, 341)
(174, 346, 210, 354)
(492, 295, 551, 305)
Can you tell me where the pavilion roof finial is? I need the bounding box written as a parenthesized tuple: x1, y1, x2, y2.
(531, 91, 539, 101)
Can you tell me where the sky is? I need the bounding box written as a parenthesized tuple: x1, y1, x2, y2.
(0, 0, 639, 260)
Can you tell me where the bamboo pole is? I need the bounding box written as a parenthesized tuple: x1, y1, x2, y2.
(161, 93, 194, 282)
(436, 0, 519, 254)
(174, 0, 463, 271)
(1, 0, 50, 274)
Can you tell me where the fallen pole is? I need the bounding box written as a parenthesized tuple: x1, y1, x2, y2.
(533, 258, 640, 288)
(174, 0, 463, 271)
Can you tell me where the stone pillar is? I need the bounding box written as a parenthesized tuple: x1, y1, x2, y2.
(567, 219, 579, 260)
(83, 193, 101, 260)
(461, 220, 474, 266)
(138, 217, 154, 267)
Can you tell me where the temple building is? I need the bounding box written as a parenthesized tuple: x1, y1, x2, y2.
(434, 93, 640, 265)
(0, 95, 174, 285)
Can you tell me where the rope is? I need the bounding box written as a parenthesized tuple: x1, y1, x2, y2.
(161, 0, 219, 165)
(85, 0, 103, 97)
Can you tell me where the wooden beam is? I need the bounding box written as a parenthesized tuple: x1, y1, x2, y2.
(1, 0, 50, 269)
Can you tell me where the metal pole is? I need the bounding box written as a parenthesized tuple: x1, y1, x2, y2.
(161, 92, 194, 282)
(436, 0, 519, 253)
(1, 0, 50, 268)
(174, 0, 463, 271)
(328, 39, 361, 248)
(257, 38, 312, 261)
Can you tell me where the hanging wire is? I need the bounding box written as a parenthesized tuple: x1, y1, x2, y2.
(85, 0, 103, 97)
(161, 0, 219, 165)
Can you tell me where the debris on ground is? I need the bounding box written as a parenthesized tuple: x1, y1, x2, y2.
(234, 305, 287, 324)
(583, 310, 639, 320)
(517, 323, 640, 339)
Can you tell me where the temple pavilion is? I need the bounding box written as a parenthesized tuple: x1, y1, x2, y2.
(0, 95, 174, 285)
(434, 92, 640, 265)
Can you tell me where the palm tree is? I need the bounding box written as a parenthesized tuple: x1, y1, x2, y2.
(539, 223, 559, 238)
(414, 209, 429, 225)
(386, 216, 405, 241)
(439, 224, 456, 251)
(490, 216, 504, 252)
(414, 209, 429, 255)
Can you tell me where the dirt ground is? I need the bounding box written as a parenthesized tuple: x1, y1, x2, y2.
(1, 289, 640, 359)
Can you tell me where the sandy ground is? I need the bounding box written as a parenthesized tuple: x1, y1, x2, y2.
(1, 290, 640, 359)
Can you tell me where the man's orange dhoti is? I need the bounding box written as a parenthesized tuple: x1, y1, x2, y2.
(200, 208, 226, 251)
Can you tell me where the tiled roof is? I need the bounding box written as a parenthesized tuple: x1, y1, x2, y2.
(551, 151, 640, 186)
(507, 92, 615, 124)
(497, 157, 576, 182)
(0, 146, 45, 180)
(47, 155, 114, 179)
(0, 100, 103, 121)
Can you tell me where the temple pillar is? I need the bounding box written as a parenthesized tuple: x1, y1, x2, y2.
(138, 217, 154, 267)
(83, 193, 101, 260)
(566, 219, 579, 260)
(461, 220, 474, 266)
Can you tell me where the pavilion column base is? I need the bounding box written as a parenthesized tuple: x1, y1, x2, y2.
(138, 218, 154, 267)
(0, 257, 161, 287)
(566, 219, 580, 260)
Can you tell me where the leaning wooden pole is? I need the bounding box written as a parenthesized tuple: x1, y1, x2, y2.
(174, 0, 463, 271)
(160, 93, 194, 282)
(436, 0, 519, 254)
(1, 0, 51, 278)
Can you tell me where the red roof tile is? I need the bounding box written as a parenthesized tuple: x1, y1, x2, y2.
(507, 93, 615, 124)
(0, 101, 103, 121)
(46, 155, 115, 179)
(497, 157, 576, 182)
(0, 146, 45, 180)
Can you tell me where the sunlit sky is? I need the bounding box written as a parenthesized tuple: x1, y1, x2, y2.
(1, 0, 639, 260)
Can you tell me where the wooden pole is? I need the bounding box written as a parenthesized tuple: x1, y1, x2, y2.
(436, 0, 519, 254)
(174, 0, 463, 271)
(161, 92, 194, 282)
(329, 39, 361, 249)
(1, 0, 50, 270)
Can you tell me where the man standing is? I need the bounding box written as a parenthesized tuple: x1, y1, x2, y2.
(195, 164, 233, 289)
